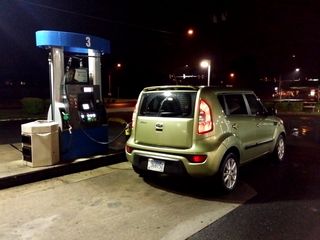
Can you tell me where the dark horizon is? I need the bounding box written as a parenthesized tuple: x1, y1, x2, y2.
(1, 0, 320, 99)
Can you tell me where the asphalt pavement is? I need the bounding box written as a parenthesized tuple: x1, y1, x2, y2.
(188, 114, 320, 240)
(0, 112, 320, 239)
(0, 162, 256, 240)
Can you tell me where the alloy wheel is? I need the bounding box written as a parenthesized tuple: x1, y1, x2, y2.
(223, 157, 238, 190)
(277, 136, 285, 161)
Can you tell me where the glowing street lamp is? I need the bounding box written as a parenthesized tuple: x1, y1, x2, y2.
(187, 28, 194, 37)
(108, 63, 122, 97)
(200, 59, 211, 86)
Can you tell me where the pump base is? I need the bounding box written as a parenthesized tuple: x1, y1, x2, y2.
(61, 126, 108, 162)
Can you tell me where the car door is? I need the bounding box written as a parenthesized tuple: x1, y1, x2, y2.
(222, 94, 258, 163)
(245, 94, 277, 154)
(135, 91, 196, 149)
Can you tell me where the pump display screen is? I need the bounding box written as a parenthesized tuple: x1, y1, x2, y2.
(83, 87, 93, 93)
(82, 103, 90, 110)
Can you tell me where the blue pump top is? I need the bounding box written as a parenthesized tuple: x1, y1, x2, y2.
(35, 30, 110, 54)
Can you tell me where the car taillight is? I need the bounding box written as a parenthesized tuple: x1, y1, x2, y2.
(190, 155, 207, 163)
(126, 145, 133, 154)
(131, 104, 137, 128)
(198, 99, 213, 134)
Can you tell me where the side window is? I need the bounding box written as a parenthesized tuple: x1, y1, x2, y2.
(218, 95, 227, 113)
(245, 94, 265, 115)
(225, 94, 248, 115)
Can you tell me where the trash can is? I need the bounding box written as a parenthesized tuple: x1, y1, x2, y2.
(21, 120, 59, 167)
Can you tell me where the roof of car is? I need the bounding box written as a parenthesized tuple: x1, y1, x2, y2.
(143, 85, 199, 91)
(142, 85, 254, 94)
(204, 88, 254, 94)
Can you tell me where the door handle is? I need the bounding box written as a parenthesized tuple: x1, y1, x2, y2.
(155, 123, 163, 131)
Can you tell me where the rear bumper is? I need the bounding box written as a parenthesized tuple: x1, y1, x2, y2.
(126, 148, 221, 177)
(132, 155, 188, 176)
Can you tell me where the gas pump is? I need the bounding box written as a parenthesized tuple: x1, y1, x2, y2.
(61, 56, 107, 129)
(34, 30, 111, 162)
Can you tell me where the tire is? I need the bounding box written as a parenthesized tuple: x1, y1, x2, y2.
(273, 134, 285, 162)
(218, 152, 239, 193)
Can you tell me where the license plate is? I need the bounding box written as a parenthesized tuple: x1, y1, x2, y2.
(147, 158, 165, 172)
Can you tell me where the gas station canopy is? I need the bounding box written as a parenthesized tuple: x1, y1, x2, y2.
(35, 30, 111, 54)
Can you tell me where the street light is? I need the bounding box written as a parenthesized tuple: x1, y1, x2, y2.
(108, 63, 122, 97)
(187, 28, 194, 37)
(200, 59, 211, 86)
(294, 67, 301, 81)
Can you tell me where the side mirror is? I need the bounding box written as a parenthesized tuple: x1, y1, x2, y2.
(266, 107, 277, 116)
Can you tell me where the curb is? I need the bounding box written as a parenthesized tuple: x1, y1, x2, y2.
(0, 117, 40, 122)
(0, 151, 126, 190)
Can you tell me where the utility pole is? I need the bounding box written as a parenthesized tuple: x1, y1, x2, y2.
(279, 75, 282, 100)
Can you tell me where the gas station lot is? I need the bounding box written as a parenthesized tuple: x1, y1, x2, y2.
(0, 113, 320, 239)
(0, 161, 255, 240)
(0, 111, 256, 239)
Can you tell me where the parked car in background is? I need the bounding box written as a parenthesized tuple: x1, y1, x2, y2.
(126, 86, 286, 192)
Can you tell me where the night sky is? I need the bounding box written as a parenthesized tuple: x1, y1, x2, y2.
(1, 0, 320, 98)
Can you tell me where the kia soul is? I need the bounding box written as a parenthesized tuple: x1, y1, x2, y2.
(125, 85, 286, 192)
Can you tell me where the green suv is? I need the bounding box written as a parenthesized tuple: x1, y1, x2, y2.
(125, 86, 286, 192)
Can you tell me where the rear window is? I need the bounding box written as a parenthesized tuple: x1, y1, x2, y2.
(139, 91, 197, 117)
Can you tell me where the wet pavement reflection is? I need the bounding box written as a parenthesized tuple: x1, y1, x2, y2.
(279, 114, 320, 144)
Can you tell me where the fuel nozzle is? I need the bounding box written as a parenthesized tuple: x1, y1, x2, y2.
(125, 123, 131, 136)
(61, 111, 70, 122)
